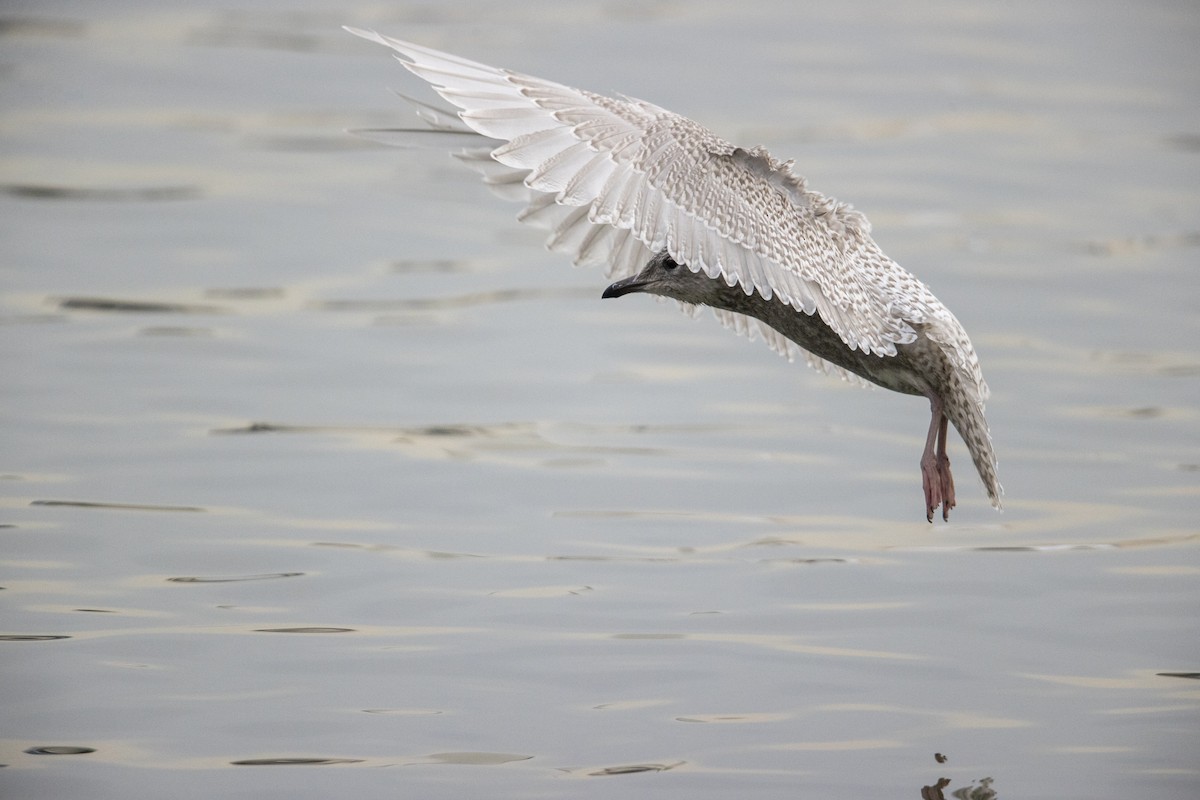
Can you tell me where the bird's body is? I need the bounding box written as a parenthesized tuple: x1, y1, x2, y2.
(346, 28, 1001, 520)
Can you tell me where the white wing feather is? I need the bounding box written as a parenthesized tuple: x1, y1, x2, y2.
(345, 27, 929, 357)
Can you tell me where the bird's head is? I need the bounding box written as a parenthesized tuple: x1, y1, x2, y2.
(601, 250, 722, 305)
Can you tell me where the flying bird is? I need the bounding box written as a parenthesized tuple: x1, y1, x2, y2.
(345, 27, 1001, 521)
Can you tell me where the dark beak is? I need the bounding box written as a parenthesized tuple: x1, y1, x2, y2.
(601, 275, 649, 299)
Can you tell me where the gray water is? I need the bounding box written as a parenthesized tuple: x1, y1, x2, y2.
(2, 1, 1198, 798)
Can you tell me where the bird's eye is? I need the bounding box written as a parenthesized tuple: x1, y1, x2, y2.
(662, 257, 678, 270)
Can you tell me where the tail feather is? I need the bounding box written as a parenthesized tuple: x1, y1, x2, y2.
(945, 391, 1002, 509)
(922, 311, 1001, 509)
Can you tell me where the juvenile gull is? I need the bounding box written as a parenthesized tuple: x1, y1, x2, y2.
(345, 28, 1001, 521)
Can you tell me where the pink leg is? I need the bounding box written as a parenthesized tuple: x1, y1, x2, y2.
(936, 413, 956, 521)
(920, 396, 943, 523)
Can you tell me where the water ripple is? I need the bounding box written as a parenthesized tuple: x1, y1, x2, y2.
(167, 572, 303, 583)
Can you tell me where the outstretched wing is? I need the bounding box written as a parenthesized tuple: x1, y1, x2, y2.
(345, 28, 923, 356)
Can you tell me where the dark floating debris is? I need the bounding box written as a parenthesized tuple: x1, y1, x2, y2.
(168, 572, 304, 584)
(935, 752, 948, 763)
(24, 746, 96, 755)
(0, 635, 71, 642)
(231, 757, 363, 766)
(32, 499, 205, 512)
(1157, 672, 1200, 680)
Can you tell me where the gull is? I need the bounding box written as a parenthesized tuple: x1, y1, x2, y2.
(344, 27, 1001, 521)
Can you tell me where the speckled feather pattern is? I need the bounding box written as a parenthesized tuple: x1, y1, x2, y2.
(346, 28, 1001, 508)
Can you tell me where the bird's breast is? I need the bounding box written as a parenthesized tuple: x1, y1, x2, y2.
(704, 283, 929, 397)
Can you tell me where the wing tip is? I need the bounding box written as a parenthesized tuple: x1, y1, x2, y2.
(343, 26, 419, 66)
(343, 25, 380, 42)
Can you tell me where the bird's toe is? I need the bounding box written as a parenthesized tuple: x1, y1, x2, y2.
(921, 460, 940, 523)
(938, 455, 956, 522)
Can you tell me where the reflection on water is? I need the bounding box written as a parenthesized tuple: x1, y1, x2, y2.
(425, 752, 534, 765)
(30, 499, 205, 512)
(230, 757, 363, 766)
(585, 761, 685, 776)
(313, 285, 592, 312)
(54, 297, 224, 314)
(23, 745, 98, 756)
(921, 775, 997, 800)
(166, 572, 304, 583)
(0, 183, 199, 202)
(253, 626, 354, 633)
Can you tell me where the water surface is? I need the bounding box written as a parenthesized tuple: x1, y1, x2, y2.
(2, 2, 1198, 798)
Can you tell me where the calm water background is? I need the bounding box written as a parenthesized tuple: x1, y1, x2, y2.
(2, 1, 1198, 797)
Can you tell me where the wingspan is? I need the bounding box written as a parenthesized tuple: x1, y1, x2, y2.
(345, 28, 926, 357)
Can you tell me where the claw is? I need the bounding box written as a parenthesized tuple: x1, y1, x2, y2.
(921, 453, 940, 523)
(938, 453, 956, 522)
